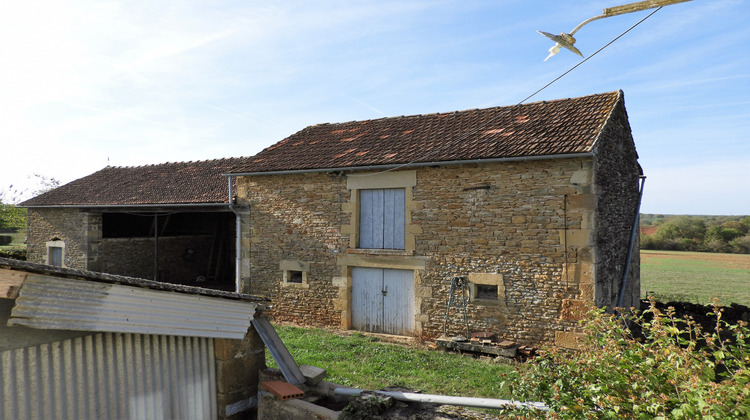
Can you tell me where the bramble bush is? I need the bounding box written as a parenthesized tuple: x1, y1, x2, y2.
(501, 299, 750, 419)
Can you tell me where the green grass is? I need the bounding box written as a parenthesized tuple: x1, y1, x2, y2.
(640, 250, 750, 306)
(266, 325, 515, 399)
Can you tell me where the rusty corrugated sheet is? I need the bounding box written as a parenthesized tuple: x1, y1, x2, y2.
(0, 332, 216, 420)
(8, 274, 256, 339)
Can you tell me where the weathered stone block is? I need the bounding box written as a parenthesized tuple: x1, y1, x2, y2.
(555, 331, 585, 349)
(560, 299, 589, 321)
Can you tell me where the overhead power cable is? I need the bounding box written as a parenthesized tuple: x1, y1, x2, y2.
(350, 6, 663, 178)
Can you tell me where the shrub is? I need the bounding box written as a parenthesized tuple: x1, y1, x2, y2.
(0, 249, 26, 260)
(500, 300, 750, 419)
(731, 235, 750, 254)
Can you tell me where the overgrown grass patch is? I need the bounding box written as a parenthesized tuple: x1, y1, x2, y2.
(266, 324, 515, 399)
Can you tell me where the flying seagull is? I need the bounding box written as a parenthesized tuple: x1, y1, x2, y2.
(537, 31, 582, 61)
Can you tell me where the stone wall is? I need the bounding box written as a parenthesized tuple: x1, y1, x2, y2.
(214, 325, 266, 420)
(100, 235, 217, 285)
(26, 208, 91, 270)
(238, 172, 348, 328)
(237, 155, 615, 346)
(592, 97, 642, 309)
(411, 160, 590, 344)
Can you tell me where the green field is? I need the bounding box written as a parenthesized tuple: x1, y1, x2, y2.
(640, 249, 750, 306)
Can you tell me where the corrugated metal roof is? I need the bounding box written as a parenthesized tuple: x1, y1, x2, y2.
(8, 275, 257, 339)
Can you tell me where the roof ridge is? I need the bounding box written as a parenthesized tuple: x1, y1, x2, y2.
(304, 91, 620, 128)
(108, 155, 253, 170)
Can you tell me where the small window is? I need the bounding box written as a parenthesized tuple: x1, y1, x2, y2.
(287, 270, 303, 284)
(475, 284, 498, 300)
(280, 260, 310, 288)
(468, 273, 504, 304)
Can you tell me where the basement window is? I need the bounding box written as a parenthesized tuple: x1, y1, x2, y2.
(468, 273, 504, 305)
(475, 284, 499, 300)
(287, 270, 303, 284)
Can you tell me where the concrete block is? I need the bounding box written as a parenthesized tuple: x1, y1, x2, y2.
(300, 364, 328, 385)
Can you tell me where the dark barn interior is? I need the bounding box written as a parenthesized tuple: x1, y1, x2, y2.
(100, 210, 236, 291)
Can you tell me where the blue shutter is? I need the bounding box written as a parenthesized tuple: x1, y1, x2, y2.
(383, 189, 405, 249)
(359, 188, 404, 249)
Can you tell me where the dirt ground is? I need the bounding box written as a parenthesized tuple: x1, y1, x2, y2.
(640, 250, 750, 270)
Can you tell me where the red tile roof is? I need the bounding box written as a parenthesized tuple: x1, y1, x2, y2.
(230, 91, 622, 174)
(20, 157, 251, 207)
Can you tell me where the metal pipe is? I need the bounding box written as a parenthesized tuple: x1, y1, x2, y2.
(153, 213, 159, 281)
(227, 176, 242, 294)
(617, 175, 646, 308)
(225, 152, 594, 178)
(571, 0, 694, 35)
(333, 388, 548, 411)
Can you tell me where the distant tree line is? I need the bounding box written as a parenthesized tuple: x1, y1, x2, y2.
(641, 214, 750, 254)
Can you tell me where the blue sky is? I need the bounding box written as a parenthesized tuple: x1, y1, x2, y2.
(1, 0, 747, 215)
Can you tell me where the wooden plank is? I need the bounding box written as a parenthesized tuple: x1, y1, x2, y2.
(382, 268, 414, 335)
(253, 317, 306, 385)
(383, 188, 405, 249)
(0, 268, 27, 299)
(435, 338, 518, 358)
(352, 267, 385, 333)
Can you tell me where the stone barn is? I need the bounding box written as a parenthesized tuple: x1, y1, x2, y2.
(228, 91, 643, 347)
(20, 158, 253, 292)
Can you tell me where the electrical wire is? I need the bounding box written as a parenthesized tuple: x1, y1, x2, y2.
(350, 7, 663, 178)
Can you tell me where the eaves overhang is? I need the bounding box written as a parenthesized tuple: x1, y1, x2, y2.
(19, 202, 230, 210)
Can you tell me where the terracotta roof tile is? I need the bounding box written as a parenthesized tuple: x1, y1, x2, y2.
(20, 157, 252, 207)
(229, 91, 621, 174)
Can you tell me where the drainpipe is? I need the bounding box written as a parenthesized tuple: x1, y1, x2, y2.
(227, 176, 242, 294)
(333, 388, 548, 411)
(153, 213, 159, 281)
(617, 175, 646, 308)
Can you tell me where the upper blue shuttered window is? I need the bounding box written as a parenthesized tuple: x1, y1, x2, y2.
(359, 188, 405, 249)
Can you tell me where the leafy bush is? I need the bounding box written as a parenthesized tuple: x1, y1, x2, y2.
(501, 300, 750, 419)
(730, 235, 750, 254)
(0, 249, 26, 260)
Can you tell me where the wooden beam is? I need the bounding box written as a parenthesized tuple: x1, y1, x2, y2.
(0, 268, 27, 299)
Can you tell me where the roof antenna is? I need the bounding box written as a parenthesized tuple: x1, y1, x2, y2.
(539, 0, 693, 61)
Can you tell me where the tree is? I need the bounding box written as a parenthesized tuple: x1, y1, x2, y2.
(654, 216, 706, 248)
(706, 225, 742, 243)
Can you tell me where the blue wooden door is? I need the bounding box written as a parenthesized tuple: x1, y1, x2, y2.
(352, 267, 414, 335)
